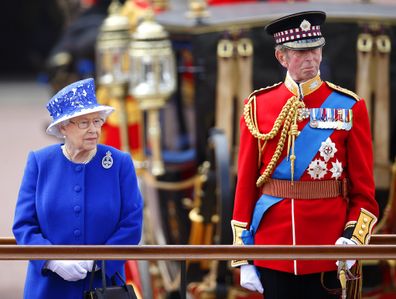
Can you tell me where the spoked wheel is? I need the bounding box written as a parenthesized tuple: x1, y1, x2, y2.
(207, 128, 234, 247)
(139, 176, 183, 299)
(202, 128, 235, 297)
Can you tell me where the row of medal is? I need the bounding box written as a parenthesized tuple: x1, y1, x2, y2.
(298, 108, 353, 131)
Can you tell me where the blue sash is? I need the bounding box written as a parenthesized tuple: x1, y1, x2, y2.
(241, 91, 356, 245)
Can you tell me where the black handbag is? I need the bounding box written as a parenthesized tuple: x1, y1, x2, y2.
(84, 260, 137, 299)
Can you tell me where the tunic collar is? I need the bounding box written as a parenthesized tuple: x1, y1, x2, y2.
(284, 72, 322, 98)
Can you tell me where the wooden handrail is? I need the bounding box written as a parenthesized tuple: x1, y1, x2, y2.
(370, 234, 396, 244)
(0, 244, 395, 261)
(0, 237, 16, 245)
(1, 234, 395, 245)
(0, 235, 395, 261)
(3, 237, 393, 299)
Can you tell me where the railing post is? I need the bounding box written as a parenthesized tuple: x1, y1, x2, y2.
(180, 260, 186, 299)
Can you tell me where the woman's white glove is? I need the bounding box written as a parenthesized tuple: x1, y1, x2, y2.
(240, 264, 264, 294)
(335, 237, 357, 270)
(45, 260, 89, 281)
(78, 260, 95, 272)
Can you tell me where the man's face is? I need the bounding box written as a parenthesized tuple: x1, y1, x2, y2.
(276, 47, 322, 82)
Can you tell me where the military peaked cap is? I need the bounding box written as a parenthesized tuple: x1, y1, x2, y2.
(265, 11, 326, 50)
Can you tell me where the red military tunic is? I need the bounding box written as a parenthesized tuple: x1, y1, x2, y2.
(232, 73, 379, 275)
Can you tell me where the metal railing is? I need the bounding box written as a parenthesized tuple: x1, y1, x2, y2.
(1, 235, 396, 299)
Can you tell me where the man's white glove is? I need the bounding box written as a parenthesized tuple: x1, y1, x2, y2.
(240, 264, 264, 294)
(335, 237, 357, 270)
(45, 260, 88, 281)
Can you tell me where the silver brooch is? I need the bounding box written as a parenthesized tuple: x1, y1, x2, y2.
(102, 151, 113, 169)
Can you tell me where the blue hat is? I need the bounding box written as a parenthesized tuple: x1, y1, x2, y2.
(265, 11, 326, 50)
(46, 78, 114, 138)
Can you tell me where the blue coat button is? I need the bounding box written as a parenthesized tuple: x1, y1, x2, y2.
(75, 165, 83, 172)
(74, 229, 81, 237)
(74, 205, 81, 213)
(74, 185, 81, 192)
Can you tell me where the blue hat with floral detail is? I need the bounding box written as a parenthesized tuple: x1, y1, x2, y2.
(46, 78, 114, 138)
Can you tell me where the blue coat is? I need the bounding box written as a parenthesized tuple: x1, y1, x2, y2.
(13, 144, 143, 299)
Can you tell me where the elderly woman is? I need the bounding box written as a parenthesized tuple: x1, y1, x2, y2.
(12, 78, 143, 299)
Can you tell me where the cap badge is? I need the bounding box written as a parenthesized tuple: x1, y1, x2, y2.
(102, 151, 113, 169)
(300, 19, 311, 32)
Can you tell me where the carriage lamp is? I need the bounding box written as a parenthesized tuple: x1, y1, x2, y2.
(129, 10, 176, 176)
(96, 0, 130, 153)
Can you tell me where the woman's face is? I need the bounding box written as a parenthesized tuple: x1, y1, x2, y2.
(276, 47, 322, 82)
(60, 112, 103, 152)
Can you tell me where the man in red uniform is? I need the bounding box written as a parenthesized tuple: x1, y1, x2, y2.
(231, 11, 379, 298)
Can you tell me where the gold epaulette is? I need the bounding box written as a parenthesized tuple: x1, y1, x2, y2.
(326, 81, 360, 101)
(246, 82, 282, 101)
(243, 81, 283, 140)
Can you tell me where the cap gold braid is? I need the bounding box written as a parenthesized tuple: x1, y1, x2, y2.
(243, 94, 305, 187)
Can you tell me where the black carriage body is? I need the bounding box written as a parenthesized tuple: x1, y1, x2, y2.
(157, 2, 396, 296)
(157, 1, 396, 164)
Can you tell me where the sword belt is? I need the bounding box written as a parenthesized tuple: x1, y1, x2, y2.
(262, 178, 348, 200)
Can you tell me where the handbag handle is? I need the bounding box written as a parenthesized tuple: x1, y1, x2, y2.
(87, 260, 98, 292)
(88, 260, 108, 292)
(87, 260, 134, 298)
(89, 260, 106, 291)
(101, 260, 107, 292)
(112, 270, 128, 286)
